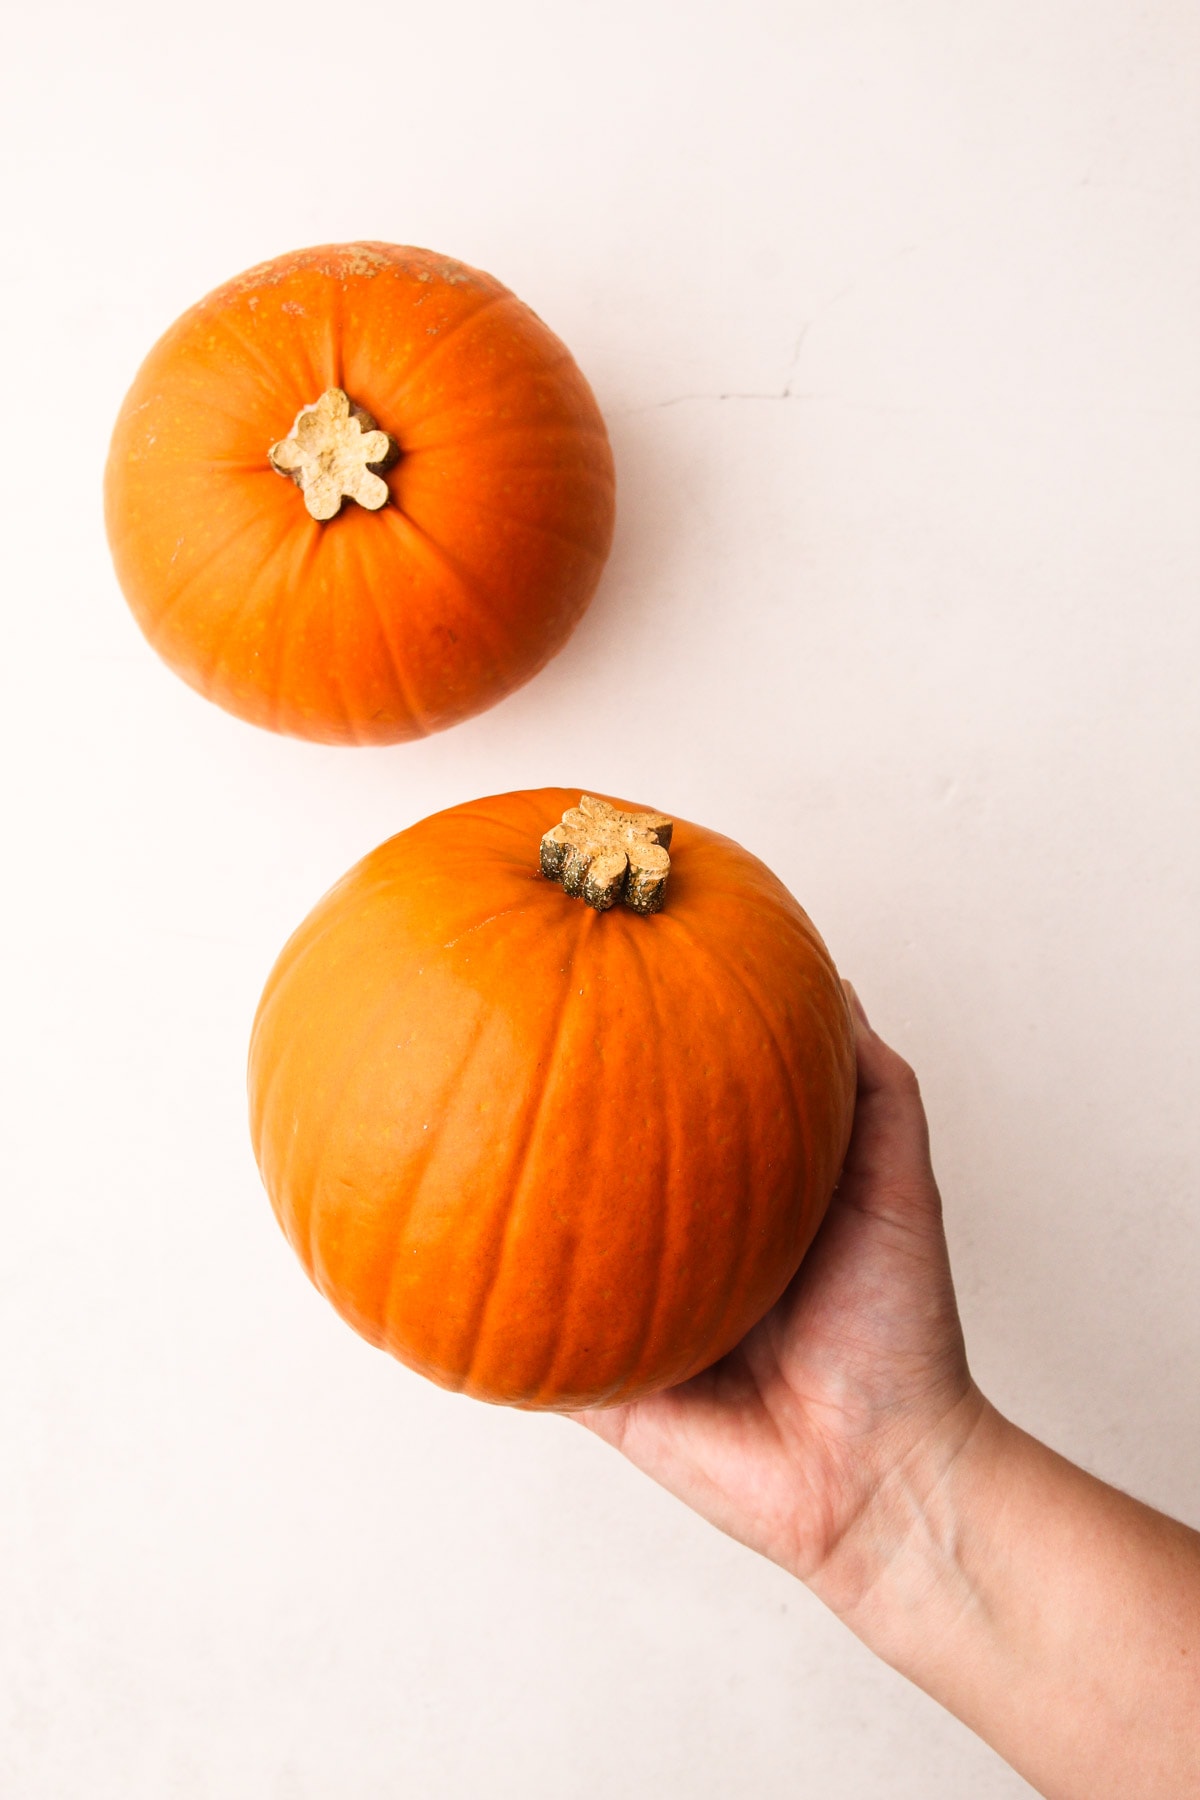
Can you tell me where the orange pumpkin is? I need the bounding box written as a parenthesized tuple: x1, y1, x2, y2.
(248, 788, 856, 1408)
(104, 245, 615, 744)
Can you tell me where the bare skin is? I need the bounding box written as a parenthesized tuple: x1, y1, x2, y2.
(574, 986, 1200, 1799)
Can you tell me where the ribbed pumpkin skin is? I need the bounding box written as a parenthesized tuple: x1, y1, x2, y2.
(104, 245, 615, 744)
(248, 789, 856, 1409)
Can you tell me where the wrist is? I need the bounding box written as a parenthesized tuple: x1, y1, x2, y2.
(803, 1385, 1007, 1661)
(803, 1394, 1200, 1800)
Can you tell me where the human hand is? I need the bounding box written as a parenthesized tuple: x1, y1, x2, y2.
(576, 986, 1200, 1800)
(572, 984, 987, 1606)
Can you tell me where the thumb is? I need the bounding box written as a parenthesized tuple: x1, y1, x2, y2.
(839, 983, 941, 1228)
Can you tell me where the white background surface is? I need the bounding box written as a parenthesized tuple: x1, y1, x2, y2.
(3, 3, 1198, 1795)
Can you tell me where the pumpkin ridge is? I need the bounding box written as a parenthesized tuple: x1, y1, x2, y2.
(457, 906, 595, 1393)
(392, 340, 577, 443)
(459, 489, 615, 563)
(451, 790, 573, 848)
(265, 521, 326, 737)
(203, 510, 302, 708)
(143, 505, 275, 645)
(133, 388, 280, 442)
(249, 906, 332, 1059)
(379, 505, 513, 673)
(663, 907, 816, 1189)
(291, 963, 452, 1299)
(388, 287, 512, 406)
(665, 928, 765, 1370)
(375, 1001, 497, 1354)
(411, 415, 612, 457)
(343, 522, 434, 739)
(562, 918, 674, 1404)
(324, 271, 345, 395)
(250, 864, 397, 1071)
(252, 878, 432, 1247)
(212, 303, 311, 409)
(629, 922, 687, 1392)
(656, 909, 807, 1361)
(279, 520, 374, 744)
(197, 457, 299, 475)
(248, 981, 311, 1177)
(322, 618, 367, 744)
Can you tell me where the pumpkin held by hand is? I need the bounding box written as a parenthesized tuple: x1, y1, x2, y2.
(248, 788, 856, 1409)
(105, 244, 615, 744)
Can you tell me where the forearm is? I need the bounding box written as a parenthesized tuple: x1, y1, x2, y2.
(810, 1397, 1200, 1799)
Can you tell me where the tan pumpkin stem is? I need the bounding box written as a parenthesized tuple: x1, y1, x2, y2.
(540, 795, 673, 915)
(268, 388, 397, 521)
